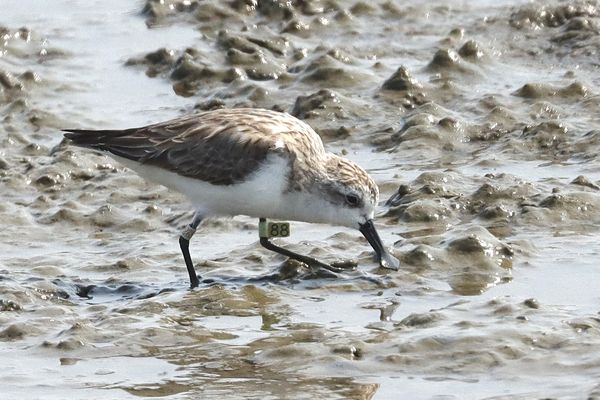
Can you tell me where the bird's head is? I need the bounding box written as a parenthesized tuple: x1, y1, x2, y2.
(312, 155, 399, 270)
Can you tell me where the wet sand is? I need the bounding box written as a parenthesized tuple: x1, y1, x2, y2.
(1, 0, 600, 399)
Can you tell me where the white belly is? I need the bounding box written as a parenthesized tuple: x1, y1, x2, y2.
(111, 154, 291, 218)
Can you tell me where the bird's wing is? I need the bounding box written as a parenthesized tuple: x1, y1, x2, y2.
(63, 108, 325, 186)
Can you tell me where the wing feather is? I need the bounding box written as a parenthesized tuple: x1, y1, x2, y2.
(63, 108, 325, 186)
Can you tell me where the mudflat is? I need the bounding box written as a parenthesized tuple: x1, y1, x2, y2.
(1, 1, 599, 399)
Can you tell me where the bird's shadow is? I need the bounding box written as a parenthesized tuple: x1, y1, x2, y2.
(198, 258, 390, 289)
(4, 257, 391, 306)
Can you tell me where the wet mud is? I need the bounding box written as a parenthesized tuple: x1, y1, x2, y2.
(2, 1, 600, 399)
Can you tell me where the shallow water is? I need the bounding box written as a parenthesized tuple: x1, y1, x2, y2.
(1, 0, 600, 399)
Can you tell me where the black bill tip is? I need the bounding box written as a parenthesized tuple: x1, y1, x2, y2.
(359, 219, 400, 271)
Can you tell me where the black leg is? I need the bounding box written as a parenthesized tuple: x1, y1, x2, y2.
(180, 235, 199, 288)
(259, 237, 345, 273)
(179, 212, 204, 289)
(258, 218, 349, 273)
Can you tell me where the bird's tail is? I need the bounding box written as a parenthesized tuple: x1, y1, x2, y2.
(62, 128, 157, 160)
(63, 128, 137, 148)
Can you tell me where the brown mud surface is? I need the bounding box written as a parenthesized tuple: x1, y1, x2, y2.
(1, 1, 600, 399)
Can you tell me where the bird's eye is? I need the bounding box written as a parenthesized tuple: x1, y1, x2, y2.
(345, 194, 360, 206)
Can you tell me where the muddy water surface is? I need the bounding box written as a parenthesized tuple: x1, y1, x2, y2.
(1, 0, 600, 399)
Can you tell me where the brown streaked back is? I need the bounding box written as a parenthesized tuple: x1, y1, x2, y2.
(64, 108, 326, 186)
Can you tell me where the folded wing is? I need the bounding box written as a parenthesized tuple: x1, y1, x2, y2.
(64, 109, 324, 186)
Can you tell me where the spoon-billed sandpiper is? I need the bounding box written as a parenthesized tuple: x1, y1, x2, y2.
(64, 108, 399, 287)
